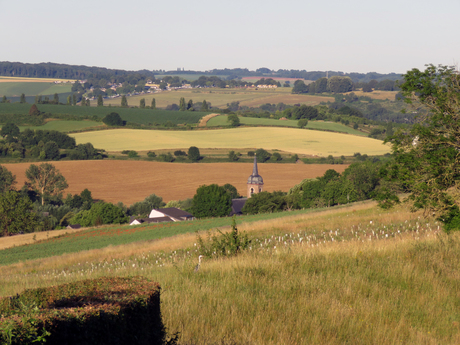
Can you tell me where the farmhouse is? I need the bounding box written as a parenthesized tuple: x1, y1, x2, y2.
(130, 207, 194, 225)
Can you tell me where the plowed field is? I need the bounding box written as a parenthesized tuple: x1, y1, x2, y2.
(3, 161, 348, 205)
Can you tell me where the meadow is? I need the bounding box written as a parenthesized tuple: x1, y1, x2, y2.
(1, 202, 458, 344)
(18, 120, 104, 132)
(0, 77, 73, 97)
(103, 88, 335, 109)
(2, 161, 347, 204)
(0, 103, 206, 125)
(70, 127, 391, 156)
(207, 115, 366, 135)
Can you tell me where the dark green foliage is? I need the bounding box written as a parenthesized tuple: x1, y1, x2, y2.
(69, 143, 104, 160)
(0, 277, 169, 345)
(174, 150, 186, 157)
(381, 64, 460, 232)
(71, 201, 128, 227)
(247, 151, 255, 157)
(228, 150, 240, 161)
(0, 191, 39, 236)
(102, 112, 123, 126)
(242, 191, 287, 214)
(159, 152, 174, 162)
(25, 163, 68, 206)
(129, 193, 166, 218)
(151, 98, 156, 109)
(0, 165, 16, 193)
(140, 98, 145, 109)
(227, 113, 240, 127)
(19, 93, 26, 104)
(197, 216, 250, 258)
(179, 97, 186, 111)
(191, 184, 232, 218)
(200, 100, 209, 111)
(0, 122, 20, 138)
(97, 94, 103, 107)
(271, 152, 282, 161)
(43, 141, 60, 160)
(222, 183, 240, 199)
(188, 146, 201, 162)
(1, 95, 9, 103)
(121, 95, 128, 107)
(297, 119, 308, 128)
(255, 148, 271, 162)
(292, 80, 308, 94)
(147, 151, 156, 158)
(327, 76, 353, 93)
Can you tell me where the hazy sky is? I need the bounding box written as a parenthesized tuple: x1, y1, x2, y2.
(2, 0, 459, 74)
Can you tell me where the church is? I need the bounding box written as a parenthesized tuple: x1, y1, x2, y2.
(230, 154, 264, 215)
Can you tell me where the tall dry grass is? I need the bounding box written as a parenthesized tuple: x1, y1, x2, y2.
(1, 203, 459, 344)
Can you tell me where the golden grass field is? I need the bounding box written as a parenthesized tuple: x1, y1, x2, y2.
(101, 88, 335, 109)
(0, 76, 74, 83)
(71, 128, 390, 156)
(2, 161, 348, 205)
(2, 202, 458, 344)
(345, 90, 397, 101)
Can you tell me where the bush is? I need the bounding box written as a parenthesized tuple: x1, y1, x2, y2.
(188, 146, 201, 162)
(0, 277, 170, 345)
(174, 150, 187, 157)
(159, 152, 175, 162)
(147, 151, 156, 158)
(102, 112, 123, 126)
(128, 150, 139, 158)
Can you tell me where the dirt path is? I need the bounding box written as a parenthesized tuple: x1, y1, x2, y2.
(198, 113, 221, 127)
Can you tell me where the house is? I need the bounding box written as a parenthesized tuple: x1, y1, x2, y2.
(129, 207, 194, 225)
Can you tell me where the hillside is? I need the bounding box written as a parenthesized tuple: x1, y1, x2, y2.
(0, 202, 457, 344)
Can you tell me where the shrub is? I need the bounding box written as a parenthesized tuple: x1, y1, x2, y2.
(102, 112, 123, 126)
(188, 146, 201, 162)
(174, 150, 187, 157)
(147, 151, 156, 158)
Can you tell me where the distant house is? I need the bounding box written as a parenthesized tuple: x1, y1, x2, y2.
(230, 198, 248, 216)
(130, 207, 194, 225)
(67, 224, 81, 230)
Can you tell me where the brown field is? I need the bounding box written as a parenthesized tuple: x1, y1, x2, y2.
(3, 161, 348, 205)
(345, 90, 397, 101)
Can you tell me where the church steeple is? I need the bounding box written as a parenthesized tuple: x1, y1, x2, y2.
(247, 154, 263, 198)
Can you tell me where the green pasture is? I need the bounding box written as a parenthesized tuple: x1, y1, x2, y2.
(0, 209, 310, 266)
(71, 127, 391, 156)
(0, 82, 71, 97)
(18, 120, 103, 132)
(0, 103, 206, 125)
(207, 115, 366, 135)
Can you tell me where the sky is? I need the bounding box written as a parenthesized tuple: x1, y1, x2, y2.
(1, 0, 459, 74)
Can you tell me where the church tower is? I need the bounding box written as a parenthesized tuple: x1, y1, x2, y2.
(247, 154, 264, 198)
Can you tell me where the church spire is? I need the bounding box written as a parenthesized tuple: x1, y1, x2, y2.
(252, 154, 259, 176)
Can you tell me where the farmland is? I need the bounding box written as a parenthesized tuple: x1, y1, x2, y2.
(70, 127, 390, 156)
(207, 115, 366, 135)
(0, 103, 206, 125)
(102, 87, 335, 109)
(2, 160, 348, 205)
(0, 77, 73, 97)
(18, 120, 104, 132)
(1, 202, 458, 344)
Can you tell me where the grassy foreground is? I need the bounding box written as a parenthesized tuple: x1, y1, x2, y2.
(1, 203, 459, 344)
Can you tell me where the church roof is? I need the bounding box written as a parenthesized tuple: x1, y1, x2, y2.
(247, 155, 263, 184)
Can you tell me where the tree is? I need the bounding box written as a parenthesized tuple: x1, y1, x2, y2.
(29, 104, 40, 116)
(191, 184, 232, 218)
(97, 95, 103, 107)
(20, 93, 26, 103)
(72, 94, 77, 106)
(139, 98, 145, 109)
(0, 122, 20, 138)
(0, 165, 16, 193)
(71, 201, 128, 227)
(1, 95, 8, 103)
(179, 97, 186, 111)
(81, 97, 86, 106)
(222, 183, 240, 199)
(53, 93, 59, 104)
(228, 150, 240, 161)
(25, 163, 68, 205)
(297, 119, 308, 128)
(129, 193, 165, 217)
(43, 141, 60, 160)
(200, 100, 209, 111)
(151, 98, 156, 109)
(382, 64, 460, 232)
(187, 99, 193, 110)
(121, 95, 128, 107)
(66, 95, 71, 105)
(102, 112, 123, 126)
(188, 146, 201, 162)
(292, 80, 308, 94)
(0, 191, 39, 236)
(255, 148, 271, 162)
(227, 114, 240, 127)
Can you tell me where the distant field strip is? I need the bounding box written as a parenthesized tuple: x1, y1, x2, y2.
(18, 120, 104, 132)
(207, 115, 365, 135)
(0, 82, 72, 97)
(71, 127, 390, 156)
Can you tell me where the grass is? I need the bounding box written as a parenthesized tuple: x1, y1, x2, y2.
(207, 115, 366, 135)
(0, 103, 206, 125)
(0, 82, 72, 97)
(18, 120, 104, 132)
(71, 127, 391, 156)
(1, 202, 458, 344)
(103, 88, 335, 109)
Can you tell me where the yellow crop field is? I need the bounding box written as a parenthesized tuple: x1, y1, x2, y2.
(101, 88, 334, 109)
(71, 127, 391, 156)
(0, 76, 74, 83)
